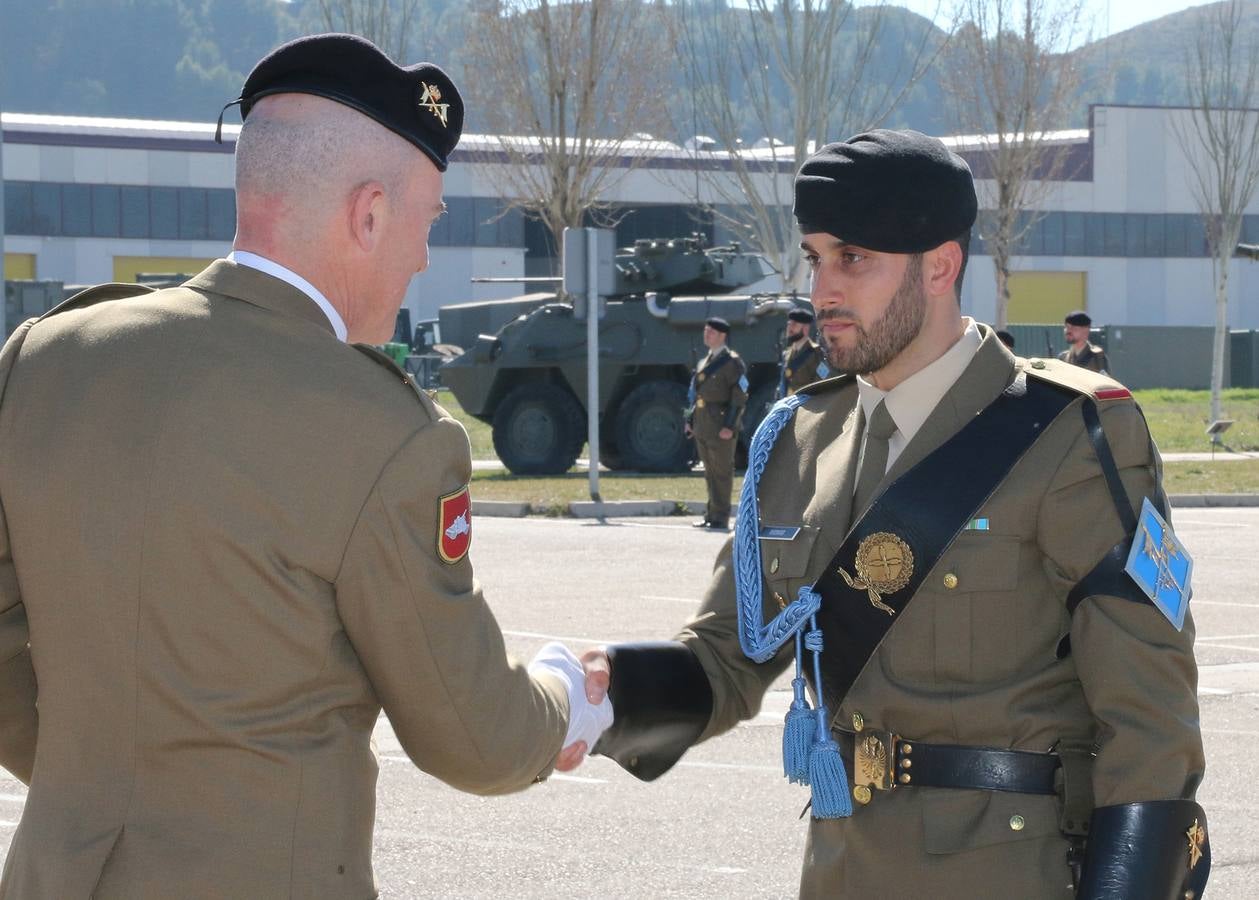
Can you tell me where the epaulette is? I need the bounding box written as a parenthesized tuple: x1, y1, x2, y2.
(40, 282, 158, 320)
(352, 343, 433, 407)
(1021, 356, 1132, 403)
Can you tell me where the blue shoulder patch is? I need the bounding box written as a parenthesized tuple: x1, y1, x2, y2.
(738, 374, 749, 392)
(1124, 497, 1193, 630)
(816, 361, 830, 379)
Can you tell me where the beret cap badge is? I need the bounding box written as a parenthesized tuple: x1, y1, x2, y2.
(418, 82, 450, 127)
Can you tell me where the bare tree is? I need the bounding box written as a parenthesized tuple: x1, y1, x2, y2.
(944, 0, 1087, 328)
(1172, 0, 1259, 422)
(671, 1, 944, 289)
(316, 0, 422, 61)
(461, 0, 672, 258)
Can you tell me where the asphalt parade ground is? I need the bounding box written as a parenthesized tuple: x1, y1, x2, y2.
(1, 509, 1257, 898)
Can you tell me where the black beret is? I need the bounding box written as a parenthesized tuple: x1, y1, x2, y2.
(1064, 310, 1092, 326)
(787, 308, 815, 324)
(705, 317, 731, 334)
(229, 33, 463, 172)
(794, 129, 977, 253)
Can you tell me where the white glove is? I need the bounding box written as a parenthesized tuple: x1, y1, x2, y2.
(528, 641, 614, 751)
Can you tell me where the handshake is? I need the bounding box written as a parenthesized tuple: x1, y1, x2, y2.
(527, 642, 613, 772)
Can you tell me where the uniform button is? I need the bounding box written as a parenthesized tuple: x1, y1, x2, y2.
(629, 756, 639, 768)
(851, 712, 864, 731)
(898, 772, 911, 784)
(899, 758, 911, 769)
(942, 573, 959, 590)
(853, 785, 872, 805)
(769, 557, 780, 574)
(773, 592, 787, 610)
(1009, 815, 1026, 831)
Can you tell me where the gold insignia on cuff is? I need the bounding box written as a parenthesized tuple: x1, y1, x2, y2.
(1187, 819, 1206, 870)
(836, 532, 913, 616)
(418, 82, 450, 126)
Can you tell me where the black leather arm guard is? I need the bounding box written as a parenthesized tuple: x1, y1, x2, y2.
(1076, 800, 1210, 899)
(722, 402, 743, 431)
(591, 641, 713, 782)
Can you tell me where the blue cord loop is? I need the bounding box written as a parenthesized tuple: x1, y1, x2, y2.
(733, 393, 852, 818)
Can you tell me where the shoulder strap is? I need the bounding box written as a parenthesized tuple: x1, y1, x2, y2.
(699, 351, 734, 379)
(353, 343, 430, 406)
(811, 374, 1077, 704)
(44, 282, 158, 318)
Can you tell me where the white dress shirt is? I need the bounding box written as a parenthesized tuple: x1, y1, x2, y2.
(227, 250, 348, 343)
(855, 317, 983, 477)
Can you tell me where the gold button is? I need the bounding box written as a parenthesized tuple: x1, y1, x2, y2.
(899, 758, 911, 769)
(769, 557, 780, 574)
(853, 785, 872, 805)
(851, 712, 864, 732)
(1009, 815, 1025, 831)
(902, 743, 913, 754)
(696, 398, 705, 408)
(773, 592, 787, 610)
(942, 573, 959, 590)
(898, 772, 911, 784)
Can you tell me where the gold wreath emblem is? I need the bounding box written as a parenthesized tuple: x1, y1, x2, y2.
(836, 532, 913, 616)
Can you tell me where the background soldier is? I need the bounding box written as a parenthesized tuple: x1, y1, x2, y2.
(1059, 310, 1111, 374)
(0, 34, 608, 896)
(563, 130, 1208, 899)
(776, 307, 830, 398)
(686, 317, 748, 530)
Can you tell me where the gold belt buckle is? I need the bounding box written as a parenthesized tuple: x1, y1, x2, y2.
(853, 729, 900, 796)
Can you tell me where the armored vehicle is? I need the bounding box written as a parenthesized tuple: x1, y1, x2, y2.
(439, 236, 813, 474)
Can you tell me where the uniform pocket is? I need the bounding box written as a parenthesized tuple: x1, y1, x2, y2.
(935, 532, 1020, 593)
(761, 525, 820, 604)
(921, 787, 1061, 854)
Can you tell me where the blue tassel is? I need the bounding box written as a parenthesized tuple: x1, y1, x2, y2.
(783, 690, 813, 784)
(807, 727, 853, 819)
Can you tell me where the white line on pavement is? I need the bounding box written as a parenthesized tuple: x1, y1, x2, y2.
(549, 772, 608, 785)
(642, 595, 700, 604)
(0, 794, 25, 803)
(1193, 601, 1259, 608)
(1199, 643, 1259, 653)
(1198, 634, 1259, 642)
(677, 760, 781, 774)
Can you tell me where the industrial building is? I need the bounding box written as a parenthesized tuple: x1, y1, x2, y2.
(4, 104, 1258, 339)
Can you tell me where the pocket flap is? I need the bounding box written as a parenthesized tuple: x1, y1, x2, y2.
(936, 532, 1020, 592)
(921, 787, 1060, 855)
(760, 525, 820, 582)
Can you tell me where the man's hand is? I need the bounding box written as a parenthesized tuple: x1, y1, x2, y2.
(718, 427, 734, 440)
(555, 647, 610, 772)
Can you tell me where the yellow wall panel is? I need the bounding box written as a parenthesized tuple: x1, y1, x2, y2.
(1007, 271, 1087, 323)
(113, 256, 214, 283)
(4, 254, 36, 280)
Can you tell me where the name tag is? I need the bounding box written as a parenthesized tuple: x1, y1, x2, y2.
(758, 525, 801, 541)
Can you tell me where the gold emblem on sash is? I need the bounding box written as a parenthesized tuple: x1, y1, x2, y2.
(837, 532, 913, 616)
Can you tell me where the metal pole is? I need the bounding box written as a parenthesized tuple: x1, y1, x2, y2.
(586, 227, 602, 507)
(1, 94, 7, 339)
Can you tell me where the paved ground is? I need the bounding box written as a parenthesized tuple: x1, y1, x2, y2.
(0, 508, 1256, 897)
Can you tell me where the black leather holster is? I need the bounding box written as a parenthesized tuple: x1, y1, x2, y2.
(591, 641, 713, 781)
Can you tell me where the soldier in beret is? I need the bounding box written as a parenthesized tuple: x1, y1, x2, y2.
(1059, 310, 1111, 375)
(0, 34, 610, 895)
(776, 307, 830, 399)
(686, 317, 749, 530)
(562, 130, 1209, 898)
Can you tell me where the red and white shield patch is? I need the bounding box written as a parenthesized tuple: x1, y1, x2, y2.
(438, 485, 472, 564)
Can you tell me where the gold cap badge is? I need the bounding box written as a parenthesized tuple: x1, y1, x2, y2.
(418, 82, 450, 127)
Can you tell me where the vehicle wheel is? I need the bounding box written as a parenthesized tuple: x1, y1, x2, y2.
(614, 380, 693, 473)
(491, 383, 586, 475)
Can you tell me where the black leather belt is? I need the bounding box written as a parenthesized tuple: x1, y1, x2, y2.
(844, 730, 1061, 801)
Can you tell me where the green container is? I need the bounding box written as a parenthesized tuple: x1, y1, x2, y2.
(381, 342, 409, 366)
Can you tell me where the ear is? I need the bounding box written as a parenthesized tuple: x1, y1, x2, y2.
(923, 241, 963, 301)
(348, 180, 388, 253)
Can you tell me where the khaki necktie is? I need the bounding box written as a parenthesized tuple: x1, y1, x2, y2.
(853, 400, 897, 517)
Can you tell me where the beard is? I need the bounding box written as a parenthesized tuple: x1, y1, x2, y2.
(818, 255, 925, 375)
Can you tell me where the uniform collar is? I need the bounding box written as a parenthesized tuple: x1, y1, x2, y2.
(857, 317, 981, 449)
(183, 259, 339, 338)
(227, 251, 348, 342)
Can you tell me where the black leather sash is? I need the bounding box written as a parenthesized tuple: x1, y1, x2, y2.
(695, 350, 733, 384)
(786, 342, 818, 371)
(812, 374, 1077, 705)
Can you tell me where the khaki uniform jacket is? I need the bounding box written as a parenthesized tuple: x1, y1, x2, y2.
(689, 347, 748, 442)
(777, 339, 827, 397)
(1058, 342, 1110, 374)
(0, 261, 569, 898)
(674, 327, 1203, 897)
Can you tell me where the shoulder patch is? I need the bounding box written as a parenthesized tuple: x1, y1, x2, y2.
(438, 485, 472, 564)
(353, 343, 430, 406)
(41, 282, 158, 319)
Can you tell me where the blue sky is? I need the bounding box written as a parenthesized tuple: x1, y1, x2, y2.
(888, 0, 1215, 45)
